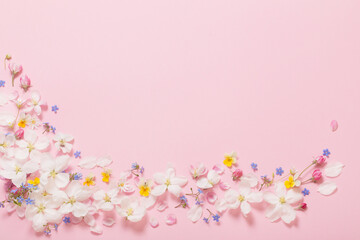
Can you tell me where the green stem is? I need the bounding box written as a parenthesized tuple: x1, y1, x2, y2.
(298, 162, 316, 178)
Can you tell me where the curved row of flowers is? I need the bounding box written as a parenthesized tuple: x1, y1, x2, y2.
(0, 57, 344, 235)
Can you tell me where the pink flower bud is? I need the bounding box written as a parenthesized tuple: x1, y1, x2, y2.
(312, 169, 322, 181)
(8, 63, 23, 86)
(232, 169, 243, 181)
(315, 155, 326, 165)
(20, 75, 31, 92)
(299, 202, 307, 210)
(15, 128, 24, 140)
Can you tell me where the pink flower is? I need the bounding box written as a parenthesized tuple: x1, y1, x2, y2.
(8, 63, 23, 86)
(20, 75, 31, 92)
(232, 169, 243, 181)
(315, 155, 326, 165)
(15, 129, 24, 140)
(312, 169, 322, 181)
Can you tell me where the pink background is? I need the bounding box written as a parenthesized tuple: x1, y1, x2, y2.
(1, 0, 360, 239)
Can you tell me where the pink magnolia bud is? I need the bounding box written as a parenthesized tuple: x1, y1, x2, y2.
(312, 169, 322, 181)
(232, 169, 243, 181)
(20, 75, 31, 92)
(299, 202, 307, 210)
(8, 63, 23, 86)
(15, 128, 24, 140)
(315, 155, 326, 165)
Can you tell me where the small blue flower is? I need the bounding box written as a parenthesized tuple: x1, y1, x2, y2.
(50, 126, 56, 134)
(63, 216, 71, 224)
(10, 189, 18, 194)
(0, 202, 4, 208)
(44, 229, 51, 235)
(25, 198, 35, 205)
(276, 167, 284, 176)
(54, 224, 59, 231)
(251, 162, 258, 171)
(20, 183, 29, 190)
(131, 162, 139, 170)
(73, 172, 83, 180)
(51, 105, 59, 113)
(195, 200, 204, 205)
(0, 80, 5, 87)
(302, 188, 310, 196)
(212, 214, 220, 222)
(16, 196, 24, 204)
(140, 166, 145, 174)
(197, 188, 203, 194)
(203, 217, 209, 223)
(180, 195, 188, 203)
(74, 151, 81, 158)
(323, 149, 330, 157)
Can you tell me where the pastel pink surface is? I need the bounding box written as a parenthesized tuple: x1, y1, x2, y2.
(0, 0, 360, 240)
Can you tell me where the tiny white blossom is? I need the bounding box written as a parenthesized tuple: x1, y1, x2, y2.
(151, 167, 188, 197)
(53, 133, 74, 153)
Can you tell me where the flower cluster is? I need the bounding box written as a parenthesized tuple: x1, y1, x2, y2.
(0, 56, 345, 235)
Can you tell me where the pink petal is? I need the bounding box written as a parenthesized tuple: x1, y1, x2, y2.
(206, 191, 218, 204)
(166, 214, 177, 225)
(219, 181, 231, 190)
(212, 164, 225, 175)
(103, 217, 115, 227)
(90, 224, 103, 235)
(330, 120, 338, 132)
(149, 217, 159, 228)
(157, 201, 168, 212)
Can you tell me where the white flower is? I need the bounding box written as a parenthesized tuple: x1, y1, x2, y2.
(151, 167, 188, 197)
(71, 205, 97, 227)
(196, 169, 221, 189)
(25, 193, 62, 232)
(116, 196, 146, 222)
(0, 112, 16, 128)
(216, 182, 262, 216)
(189, 163, 207, 179)
(0, 91, 18, 106)
(0, 157, 39, 187)
(0, 133, 15, 157)
(28, 115, 41, 129)
(25, 91, 46, 115)
(15, 130, 49, 159)
(93, 188, 121, 211)
(263, 183, 303, 224)
(39, 155, 70, 188)
(53, 181, 93, 217)
(53, 133, 74, 153)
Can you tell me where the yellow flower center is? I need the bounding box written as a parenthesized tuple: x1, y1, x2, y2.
(59, 139, 66, 147)
(15, 166, 22, 174)
(68, 197, 76, 205)
(238, 195, 245, 202)
(279, 197, 286, 204)
(27, 143, 35, 152)
(103, 194, 111, 203)
(37, 204, 46, 213)
(50, 170, 57, 178)
(127, 208, 134, 216)
(165, 179, 171, 187)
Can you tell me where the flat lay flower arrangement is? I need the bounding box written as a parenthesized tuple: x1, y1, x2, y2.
(0, 56, 345, 236)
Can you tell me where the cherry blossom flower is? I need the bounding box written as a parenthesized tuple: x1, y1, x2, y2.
(0, 157, 39, 187)
(25, 193, 63, 232)
(53, 133, 74, 153)
(196, 170, 221, 189)
(53, 181, 93, 217)
(39, 155, 70, 188)
(151, 167, 188, 197)
(116, 196, 146, 222)
(24, 91, 46, 115)
(93, 188, 121, 211)
(0, 133, 16, 157)
(263, 183, 303, 224)
(189, 163, 207, 179)
(15, 130, 49, 159)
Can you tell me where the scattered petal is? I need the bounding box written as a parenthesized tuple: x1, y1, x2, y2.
(166, 214, 177, 225)
(324, 162, 345, 178)
(206, 191, 218, 204)
(219, 181, 231, 190)
(317, 181, 337, 196)
(149, 217, 159, 228)
(187, 205, 203, 222)
(330, 120, 338, 132)
(90, 224, 103, 235)
(157, 201, 168, 212)
(212, 164, 225, 174)
(103, 218, 115, 227)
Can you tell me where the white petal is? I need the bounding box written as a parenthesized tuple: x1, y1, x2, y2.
(207, 170, 220, 185)
(324, 162, 345, 177)
(263, 192, 279, 205)
(240, 173, 258, 188)
(285, 189, 303, 204)
(90, 224, 103, 235)
(247, 192, 263, 203)
(151, 185, 167, 196)
(206, 191, 218, 204)
(153, 172, 166, 185)
(78, 156, 97, 169)
(196, 177, 213, 189)
(224, 189, 238, 204)
(170, 176, 187, 186)
(240, 201, 251, 216)
(128, 207, 146, 222)
(149, 217, 159, 228)
(157, 201, 168, 212)
(55, 155, 70, 172)
(84, 214, 96, 227)
(103, 217, 115, 227)
(212, 164, 225, 174)
(54, 173, 70, 188)
(97, 155, 112, 167)
(34, 138, 49, 150)
(166, 214, 177, 225)
(22, 160, 39, 173)
(265, 204, 282, 222)
(215, 199, 228, 213)
(317, 181, 337, 196)
(219, 181, 231, 190)
(168, 185, 182, 197)
(187, 205, 203, 222)
(281, 204, 296, 224)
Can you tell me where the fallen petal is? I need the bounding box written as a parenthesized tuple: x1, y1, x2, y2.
(149, 217, 159, 228)
(157, 201, 168, 212)
(330, 120, 338, 132)
(317, 181, 337, 196)
(324, 162, 345, 178)
(219, 181, 231, 190)
(206, 191, 218, 204)
(90, 224, 103, 235)
(103, 217, 115, 227)
(166, 214, 177, 225)
(187, 205, 203, 222)
(212, 164, 225, 174)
